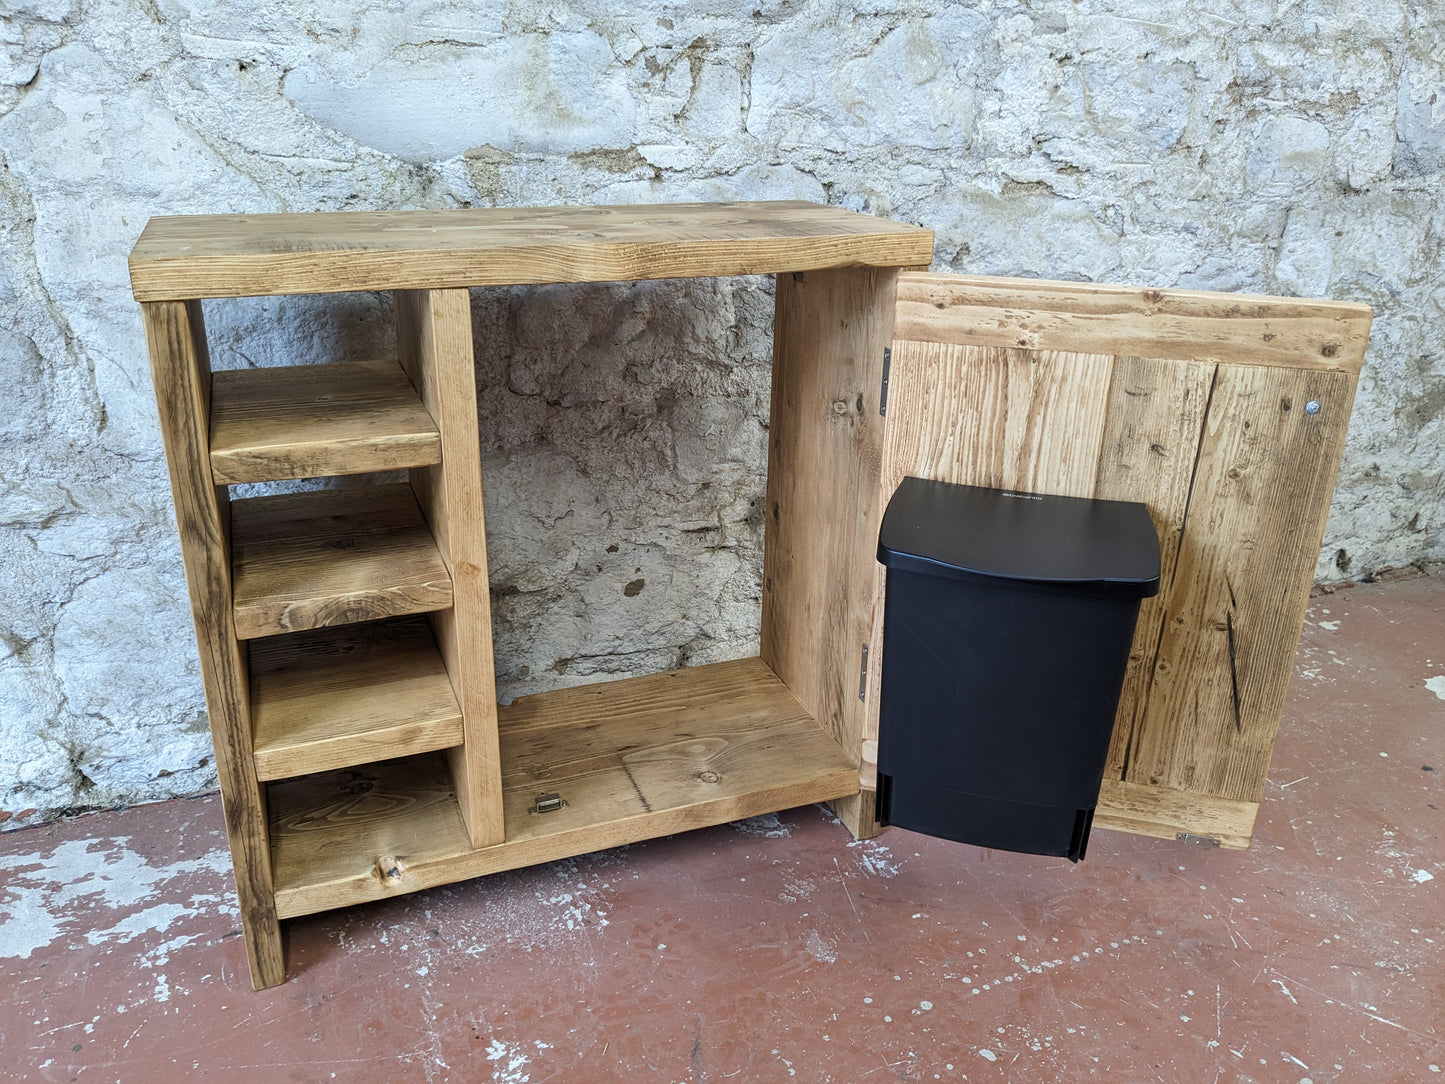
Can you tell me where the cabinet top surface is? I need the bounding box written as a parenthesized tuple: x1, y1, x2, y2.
(129, 200, 935, 301)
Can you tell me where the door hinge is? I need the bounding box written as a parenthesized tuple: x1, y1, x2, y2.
(879, 347, 892, 416)
(1176, 832, 1221, 848)
(858, 643, 870, 701)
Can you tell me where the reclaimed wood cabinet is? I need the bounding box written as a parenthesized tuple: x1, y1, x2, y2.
(129, 201, 1370, 989)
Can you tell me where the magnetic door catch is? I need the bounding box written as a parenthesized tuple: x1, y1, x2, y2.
(530, 793, 567, 815)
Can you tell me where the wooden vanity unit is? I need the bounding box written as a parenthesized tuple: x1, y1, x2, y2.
(130, 201, 1371, 989)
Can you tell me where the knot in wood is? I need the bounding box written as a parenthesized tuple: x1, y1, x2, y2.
(374, 855, 404, 883)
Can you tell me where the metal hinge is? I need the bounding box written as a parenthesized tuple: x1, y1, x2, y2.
(1176, 832, 1220, 848)
(858, 643, 870, 701)
(879, 347, 892, 416)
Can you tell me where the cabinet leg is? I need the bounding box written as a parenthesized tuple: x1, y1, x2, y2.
(240, 904, 286, 990)
(830, 791, 883, 841)
(143, 298, 288, 991)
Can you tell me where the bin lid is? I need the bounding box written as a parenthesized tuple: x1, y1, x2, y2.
(878, 478, 1161, 598)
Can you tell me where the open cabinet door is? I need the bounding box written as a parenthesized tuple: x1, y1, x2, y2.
(848, 274, 1371, 850)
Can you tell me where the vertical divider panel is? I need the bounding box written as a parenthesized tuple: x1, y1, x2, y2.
(395, 288, 504, 849)
(141, 299, 285, 990)
(761, 267, 899, 841)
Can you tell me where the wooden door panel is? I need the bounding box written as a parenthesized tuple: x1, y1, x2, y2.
(1096, 356, 1217, 780)
(882, 341, 1115, 498)
(872, 273, 1370, 848)
(1123, 364, 1357, 802)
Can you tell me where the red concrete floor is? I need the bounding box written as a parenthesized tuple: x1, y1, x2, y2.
(1, 576, 1441, 1083)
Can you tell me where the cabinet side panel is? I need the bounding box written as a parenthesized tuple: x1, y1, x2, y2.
(761, 268, 898, 826)
(395, 288, 505, 848)
(1094, 356, 1217, 781)
(1124, 364, 1358, 804)
(141, 299, 285, 990)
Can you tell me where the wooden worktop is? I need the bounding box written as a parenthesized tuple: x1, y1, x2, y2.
(128, 200, 935, 301)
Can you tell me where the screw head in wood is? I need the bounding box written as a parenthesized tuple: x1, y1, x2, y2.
(1305, 400, 1321, 414)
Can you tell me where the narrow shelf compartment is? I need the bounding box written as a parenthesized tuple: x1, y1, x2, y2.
(248, 616, 463, 781)
(209, 359, 441, 485)
(267, 657, 858, 918)
(230, 483, 452, 639)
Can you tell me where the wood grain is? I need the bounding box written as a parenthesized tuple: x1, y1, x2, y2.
(761, 268, 899, 841)
(129, 201, 935, 300)
(879, 342, 1116, 497)
(229, 483, 452, 639)
(395, 288, 505, 848)
(1124, 364, 1358, 803)
(141, 299, 285, 990)
(248, 617, 464, 781)
(501, 657, 850, 842)
(1096, 356, 1216, 780)
(209, 359, 441, 485)
(1095, 777, 1256, 850)
(895, 273, 1372, 373)
(267, 658, 857, 918)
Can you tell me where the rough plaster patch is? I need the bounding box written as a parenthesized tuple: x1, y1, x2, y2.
(805, 929, 839, 964)
(285, 31, 638, 161)
(483, 1038, 551, 1084)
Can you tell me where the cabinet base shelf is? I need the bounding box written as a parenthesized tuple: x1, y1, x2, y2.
(268, 656, 857, 919)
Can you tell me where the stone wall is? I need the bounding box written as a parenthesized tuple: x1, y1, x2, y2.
(2, 0, 1442, 824)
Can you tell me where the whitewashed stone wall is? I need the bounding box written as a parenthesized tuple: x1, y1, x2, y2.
(1, 0, 1442, 824)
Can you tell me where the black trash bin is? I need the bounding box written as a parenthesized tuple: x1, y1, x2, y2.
(874, 478, 1161, 862)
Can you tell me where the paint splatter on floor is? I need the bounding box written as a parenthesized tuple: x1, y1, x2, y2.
(1, 576, 1441, 1081)
(0, 835, 234, 962)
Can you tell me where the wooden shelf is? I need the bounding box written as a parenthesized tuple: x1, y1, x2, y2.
(210, 359, 441, 485)
(230, 483, 452, 640)
(248, 617, 463, 781)
(266, 657, 858, 918)
(128, 200, 935, 300)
